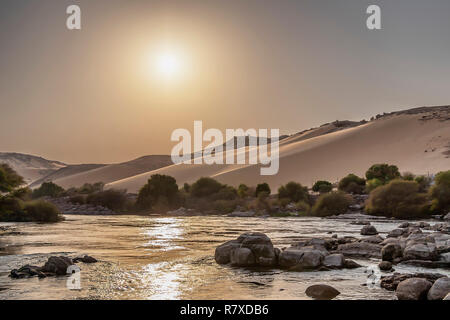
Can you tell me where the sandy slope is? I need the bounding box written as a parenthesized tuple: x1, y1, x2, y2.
(107, 109, 450, 193)
(43, 155, 173, 189)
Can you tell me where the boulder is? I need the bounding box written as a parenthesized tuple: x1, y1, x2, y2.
(343, 259, 362, 269)
(379, 261, 393, 271)
(10, 265, 46, 279)
(396, 278, 432, 300)
(305, 284, 340, 300)
(337, 242, 382, 258)
(41, 256, 73, 275)
(427, 277, 450, 300)
(387, 229, 405, 238)
(215, 233, 278, 267)
(230, 248, 256, 267)
(323, 254, 345, 268)
(279, 248, 324, 270)
(215, 240, 241, 264)
(381, 243, 403, 262)
(381, 273, 444, 291)
(361, 235, 384, 244)
(404, 243, 438, 261)
(398, 222, 410, 228)
(73, 255, 98, 263)
(361, 225, 378, 236)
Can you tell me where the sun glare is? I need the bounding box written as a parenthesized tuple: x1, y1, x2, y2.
(154, 51, 182, 80)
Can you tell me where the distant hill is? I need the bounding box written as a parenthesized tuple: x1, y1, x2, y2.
(0, 152, 67, 184)
(107, 105, 450, 193)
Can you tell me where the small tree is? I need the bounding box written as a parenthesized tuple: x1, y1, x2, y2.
(278, 182, 309, 202)
(430, 171, 450, 213)
(255, 183, 271, 197)
(365, 178, 383, 193)
(312, 180, 333, 194)
(32, 182, 65, 198)
(366, 180, 429, 218)
(311, 192, 353, 217)
(190, 177, 223, 198)
(237, 184, 249, 198)
(338, 174, 366, 194)
(137, 174, 180, 209)
(365, 164, 400, 184)
(86, 189, 128, 211)
(0, 163, 24, 192)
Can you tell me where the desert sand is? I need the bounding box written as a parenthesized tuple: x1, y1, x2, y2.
(107, 108, 450, 193)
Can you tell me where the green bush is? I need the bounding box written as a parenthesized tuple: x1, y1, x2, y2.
(311, 192, 353, 217)
(312, 180, 333, 193)
(430, 171, 450, 213)
(183, 183, 191, 193)
(210, 186, 237, 201)
(365, 178, 383, 192)
(237, 184, 250, 198)
(86, 189, 128, 211)
(0, 198, 62, 223)
(77, 182, 105, 194)
(402, 172, 415, 181)
(11, 187, 32, 201)
(137, 174, 180, 210)
(255, 183, 271, 197)
(0, 163, 24, 192)
(23, 200, 63, 222)
(338, 174, 366, 194)
(278, 182, 309, 202)
(190, 177, 223, 198)
(32, 182, 65, 199)
(415, 175, 432, 193)
(295, 200, 311, 215)
(365, 164, 400, 184)
(366, 180, 429, 218)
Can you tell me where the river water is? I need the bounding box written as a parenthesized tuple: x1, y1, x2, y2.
(0, 215, 448, 300)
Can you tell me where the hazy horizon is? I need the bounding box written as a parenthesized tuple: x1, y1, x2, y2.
(1, 0, 450, 164)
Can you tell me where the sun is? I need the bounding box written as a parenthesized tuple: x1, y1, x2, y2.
(154, 51, 182, 79)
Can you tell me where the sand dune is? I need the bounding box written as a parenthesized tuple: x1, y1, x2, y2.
(107, 107, 450, 193)
(41, 155, 173, 189)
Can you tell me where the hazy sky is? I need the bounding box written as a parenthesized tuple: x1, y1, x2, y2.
(1, 0, 450, 164)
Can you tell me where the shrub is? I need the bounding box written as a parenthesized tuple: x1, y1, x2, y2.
(415, 175, 432, 193)
(365, 178, 383, 192)
(366, 180, 429, 218)
(78, 182, 105, 194)
(22, 200, 63, 222)
(190, 177, 223, 198)
(11, 187, 32, 201)
(0, 196, 24, 217)
(137, 174, 180, 210)
(210, 186, 237, 201)
(312, 180, 333, 193)
(213, 199, 240, 213)
(278, 182, 308, 202)
(237, 184, 249, 198)
(402, 172, 415, 181)
(32, 182, 65, 199)
(0, 163, 24, 192)
(255, 183, 271, 197)
(86, 189, 128, 211)
(430, 171, 450, 213)
(295, 200, 311, 215)
(183, 183, 191, 193)
(338, 174, 366, 194)
(365, 164, 400, 184)
(311, 192, 353, 217)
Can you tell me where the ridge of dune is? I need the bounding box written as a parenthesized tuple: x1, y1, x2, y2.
(107, 108, 450, 193)
(37, 155, 173, 189)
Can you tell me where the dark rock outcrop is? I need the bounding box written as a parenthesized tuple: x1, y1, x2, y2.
(305, 284, 340, 300)
(427, 277, 450, 300)
(396, 278, 432, 300)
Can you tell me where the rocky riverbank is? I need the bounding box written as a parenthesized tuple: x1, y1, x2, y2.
(215, 219, 450, 300)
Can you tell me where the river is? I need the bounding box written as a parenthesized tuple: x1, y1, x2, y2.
(0, 215, 448, 300)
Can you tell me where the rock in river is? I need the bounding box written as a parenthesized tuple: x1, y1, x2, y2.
(427, 277, 450, 300)
(305, 284, 340, 300)
(396, 278, 432, 300)
(41, 256, 74, 275)
(360, 225, 378, 236)
(381, 243, 403, 262)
